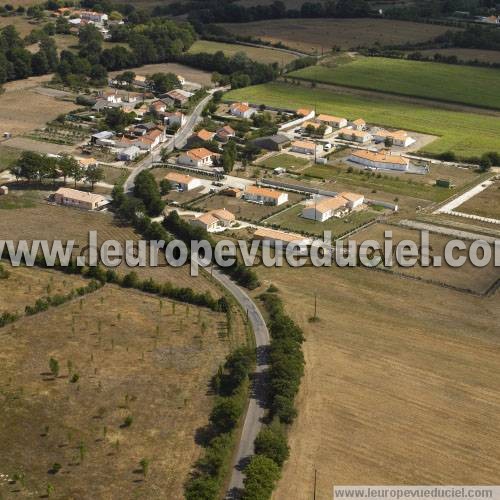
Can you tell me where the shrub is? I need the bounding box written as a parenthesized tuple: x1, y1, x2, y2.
(242, 455, 281, 500)
(254, 422, 289, 467)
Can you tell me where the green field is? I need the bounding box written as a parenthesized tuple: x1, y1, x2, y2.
(188, 40, 297, 65)
(289, 57, 500, 110)
(258, 153, 310, 171)
(225, 82, 500, 158)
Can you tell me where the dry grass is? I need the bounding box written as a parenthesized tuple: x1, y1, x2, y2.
(0, 284, 238, 498)
(0, 76, 76, 138)
(254, 262, 500, 499)
(0, 14, 41, 37)
(219, 19, 459, 54)
(457, 182, 500, 220)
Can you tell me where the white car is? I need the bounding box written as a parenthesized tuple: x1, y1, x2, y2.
(323, 143, 332, 151)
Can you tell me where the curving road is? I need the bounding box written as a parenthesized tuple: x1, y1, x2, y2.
(207, 267, 270, 498)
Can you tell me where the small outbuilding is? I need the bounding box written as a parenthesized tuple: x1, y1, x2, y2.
(0, 185, 9, 195)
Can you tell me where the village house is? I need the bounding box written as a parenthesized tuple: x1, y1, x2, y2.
(164, 111, 186, 128)
(150, 100, 168, 114)
(177, 148, 219, 168)
(251, 134, 291, 152)
(351, 118, 366, 131)
(133, 75, 148, 88)
(302, 121, 333, 136)
(190, 208, 236, 232)
(77, 157, 98, 169)
(340, 191, 365, 210)
(117, 146, 141, 161)
(337, 127, 373, 144)
(302, 196, 349, 222)
(291, 140, 317, 155)
(244, 185, 288, 206)
(216, 125, 236, 142)
(372, 129, 415, 147)
(190, 129, 216, 143)
(230, 102, 256, 119)
(165, 172, 202, 191)
(349, 149, 410, 171)
(91, 131, 115, 147)
(53, 188, 108, 211)
(253, 227, 309, 248)
(101, 91, 122, 104)
(221, 187, 243, 198)
(316, 114, 348, 129)
(296, 108, 315, 118)
(162, 89, 193, 107)
(79, 10, 108, 23)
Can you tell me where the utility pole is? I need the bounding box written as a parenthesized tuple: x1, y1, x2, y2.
(313, 468, 317, 500)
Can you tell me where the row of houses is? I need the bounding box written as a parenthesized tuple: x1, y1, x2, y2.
(337, 127, 415, 147)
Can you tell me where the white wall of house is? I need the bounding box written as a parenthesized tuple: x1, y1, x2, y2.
(349, 155, 408, 172)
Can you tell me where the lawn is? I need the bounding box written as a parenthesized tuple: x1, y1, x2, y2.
(457, 181, 500, 220)
(255, 262, 500, 499)
(290, 57, 500, 110)
(0, 145, 22, 172)
(265, 204, 380, 237)
(0, 284, 241, 499)
(188, 40, 297, 66)
(257, 153, 311, 171)
(225, 82, 500, 158)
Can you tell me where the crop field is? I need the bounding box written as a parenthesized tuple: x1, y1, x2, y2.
(265, 204, 381, 237)
(414, 48, 500, 65)
(192, 192, 304, 223)
(255, 262, 500, 499)
(0, 199, 218, 294)
(305, 162, 483, 203)
(290, 57, 500, 110)
(0, 76, 76, 139)
(188, 40, 297, 65)
(219, 19, 459, 54)
(0, 264, 88, 315)
(225, 82, 500, 157)
(0, 284, 239, 499)
(457, 182, 500, 220)
(257, 153, 311, 171)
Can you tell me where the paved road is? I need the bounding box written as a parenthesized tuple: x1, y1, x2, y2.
(206, 267, 270, 499)
(434, 178, 495, 214)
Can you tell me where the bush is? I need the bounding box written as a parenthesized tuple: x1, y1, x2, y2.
(185, 475, 219, 500)
(209, 397, 243, 434)
(254, 422, 289, 466)
(242, 455, 281, 500)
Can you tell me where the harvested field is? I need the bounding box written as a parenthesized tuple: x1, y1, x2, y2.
(254, 262, 500, 499)
(188, 40, 297, 65)
(0, 264, 88, 315)
(457, 181, 500, 220)
(0, 76, 76, 139)
(109, 63, 213, 87)
(219, 19, 459, 54)
(3, 137, 75, 155)
(0, 284, 238, 498)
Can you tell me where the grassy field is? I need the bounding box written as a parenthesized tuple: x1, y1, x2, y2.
(265, 204, 380, 237)
(219, 19, 458, 54)
(458, 182, 500, 220)
(192, 192, 304, 223)
(304, 163, 482, 203)
(0, 284, 240, 498)
(188, 40, 297, 65)
(225, 82, 500, 157)
(290, 57, 500, 110)
(413, 48, 500, 65)
(254, 261, 500, 499)
(0, 145, 22, 172)
(257, 152, 311, 171)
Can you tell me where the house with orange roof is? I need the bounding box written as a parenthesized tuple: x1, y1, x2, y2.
(372, 129, 415, 147)
(216, 125, 236, 142)
(302, 196, 350, 222)
(291, 140, 317, 155)
(53, 188, 108, 211)
(316, 114, 347, 129)
(302, 121, 332, 136)
(177, 148, 220, 168)
(349, 149, 410, 171)
(296, 108, 315, 118)
(244, 185, 288, 206)
(230, 102, 256, 119)
(337, 127, 373, 144)
(165, 172, 202, 191)
(77, 157, 98, 169)
(191, 129, 216, 143)
(339, 191, 365, 209)
(253, 227, 309, 247)
(190, 208, 236, 232)
(351, 118, 366, 131)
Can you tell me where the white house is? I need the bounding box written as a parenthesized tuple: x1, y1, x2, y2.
(101, 91, 122, 104)
(302, 196, 349, 222)
(291, 140, 316, 155)
(349, 149, 410, 171)
(339, 192, 365, 209)
(80, 11, 108, 23)
(53, 188, 108, 211)
(165, 172, 202, 191)
(351, 118, 366, 131)
(316, 114, 348, 129)
(117, 146, 141, 161)
(91, 131, 115, 147)
(133, 75, 148, 88)
(302, 121, 333, 136)
(177, 148, 219, 168)
(337, 127, 373, 144)
(372, 129, 415, 147)
(244, 186, 288, 206)
(230, 102, 256, 119)
(190, 208, 236, 232)
(164, 111, 186, 128)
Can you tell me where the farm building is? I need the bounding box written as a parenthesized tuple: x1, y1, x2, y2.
(165, 172, 202, 191)
(372, 129, 415, 147)
(291, 140, 317, 155)
(53, 188, 108, 211)
(117, 146, 141, 161)
(230, 102, 256, 119)
(337, 127, 373, 144)
(302, 196, 350, 222)
(244, 185, 288, 206)
(316, 114, 348, 129)
(177, 148, 220, 168)
(349, 149, 410, 171)
(253, 227, 309, 247)
(91, 131, 115, 146)
(0, 186, 8, 195)
(251, 134, 291, 152)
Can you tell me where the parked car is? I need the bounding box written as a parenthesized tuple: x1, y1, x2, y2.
(323, 143, 332, 151)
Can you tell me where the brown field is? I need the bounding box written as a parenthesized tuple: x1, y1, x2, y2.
(0, 199, 218, 294)
(109, 63, 213, 87)
(0, 14, 41, 37)
(415, 48, 500, 65)
(457, 182, 500, 220)
(0, 76, 76, 138)
(0, 284, 240, 498)
(351, 223, 499, 293)
(0, 264, 88, 315)
(219, 19, 460, 54)
(254, 262, 500, 499)
(192, 192, 304, 223)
